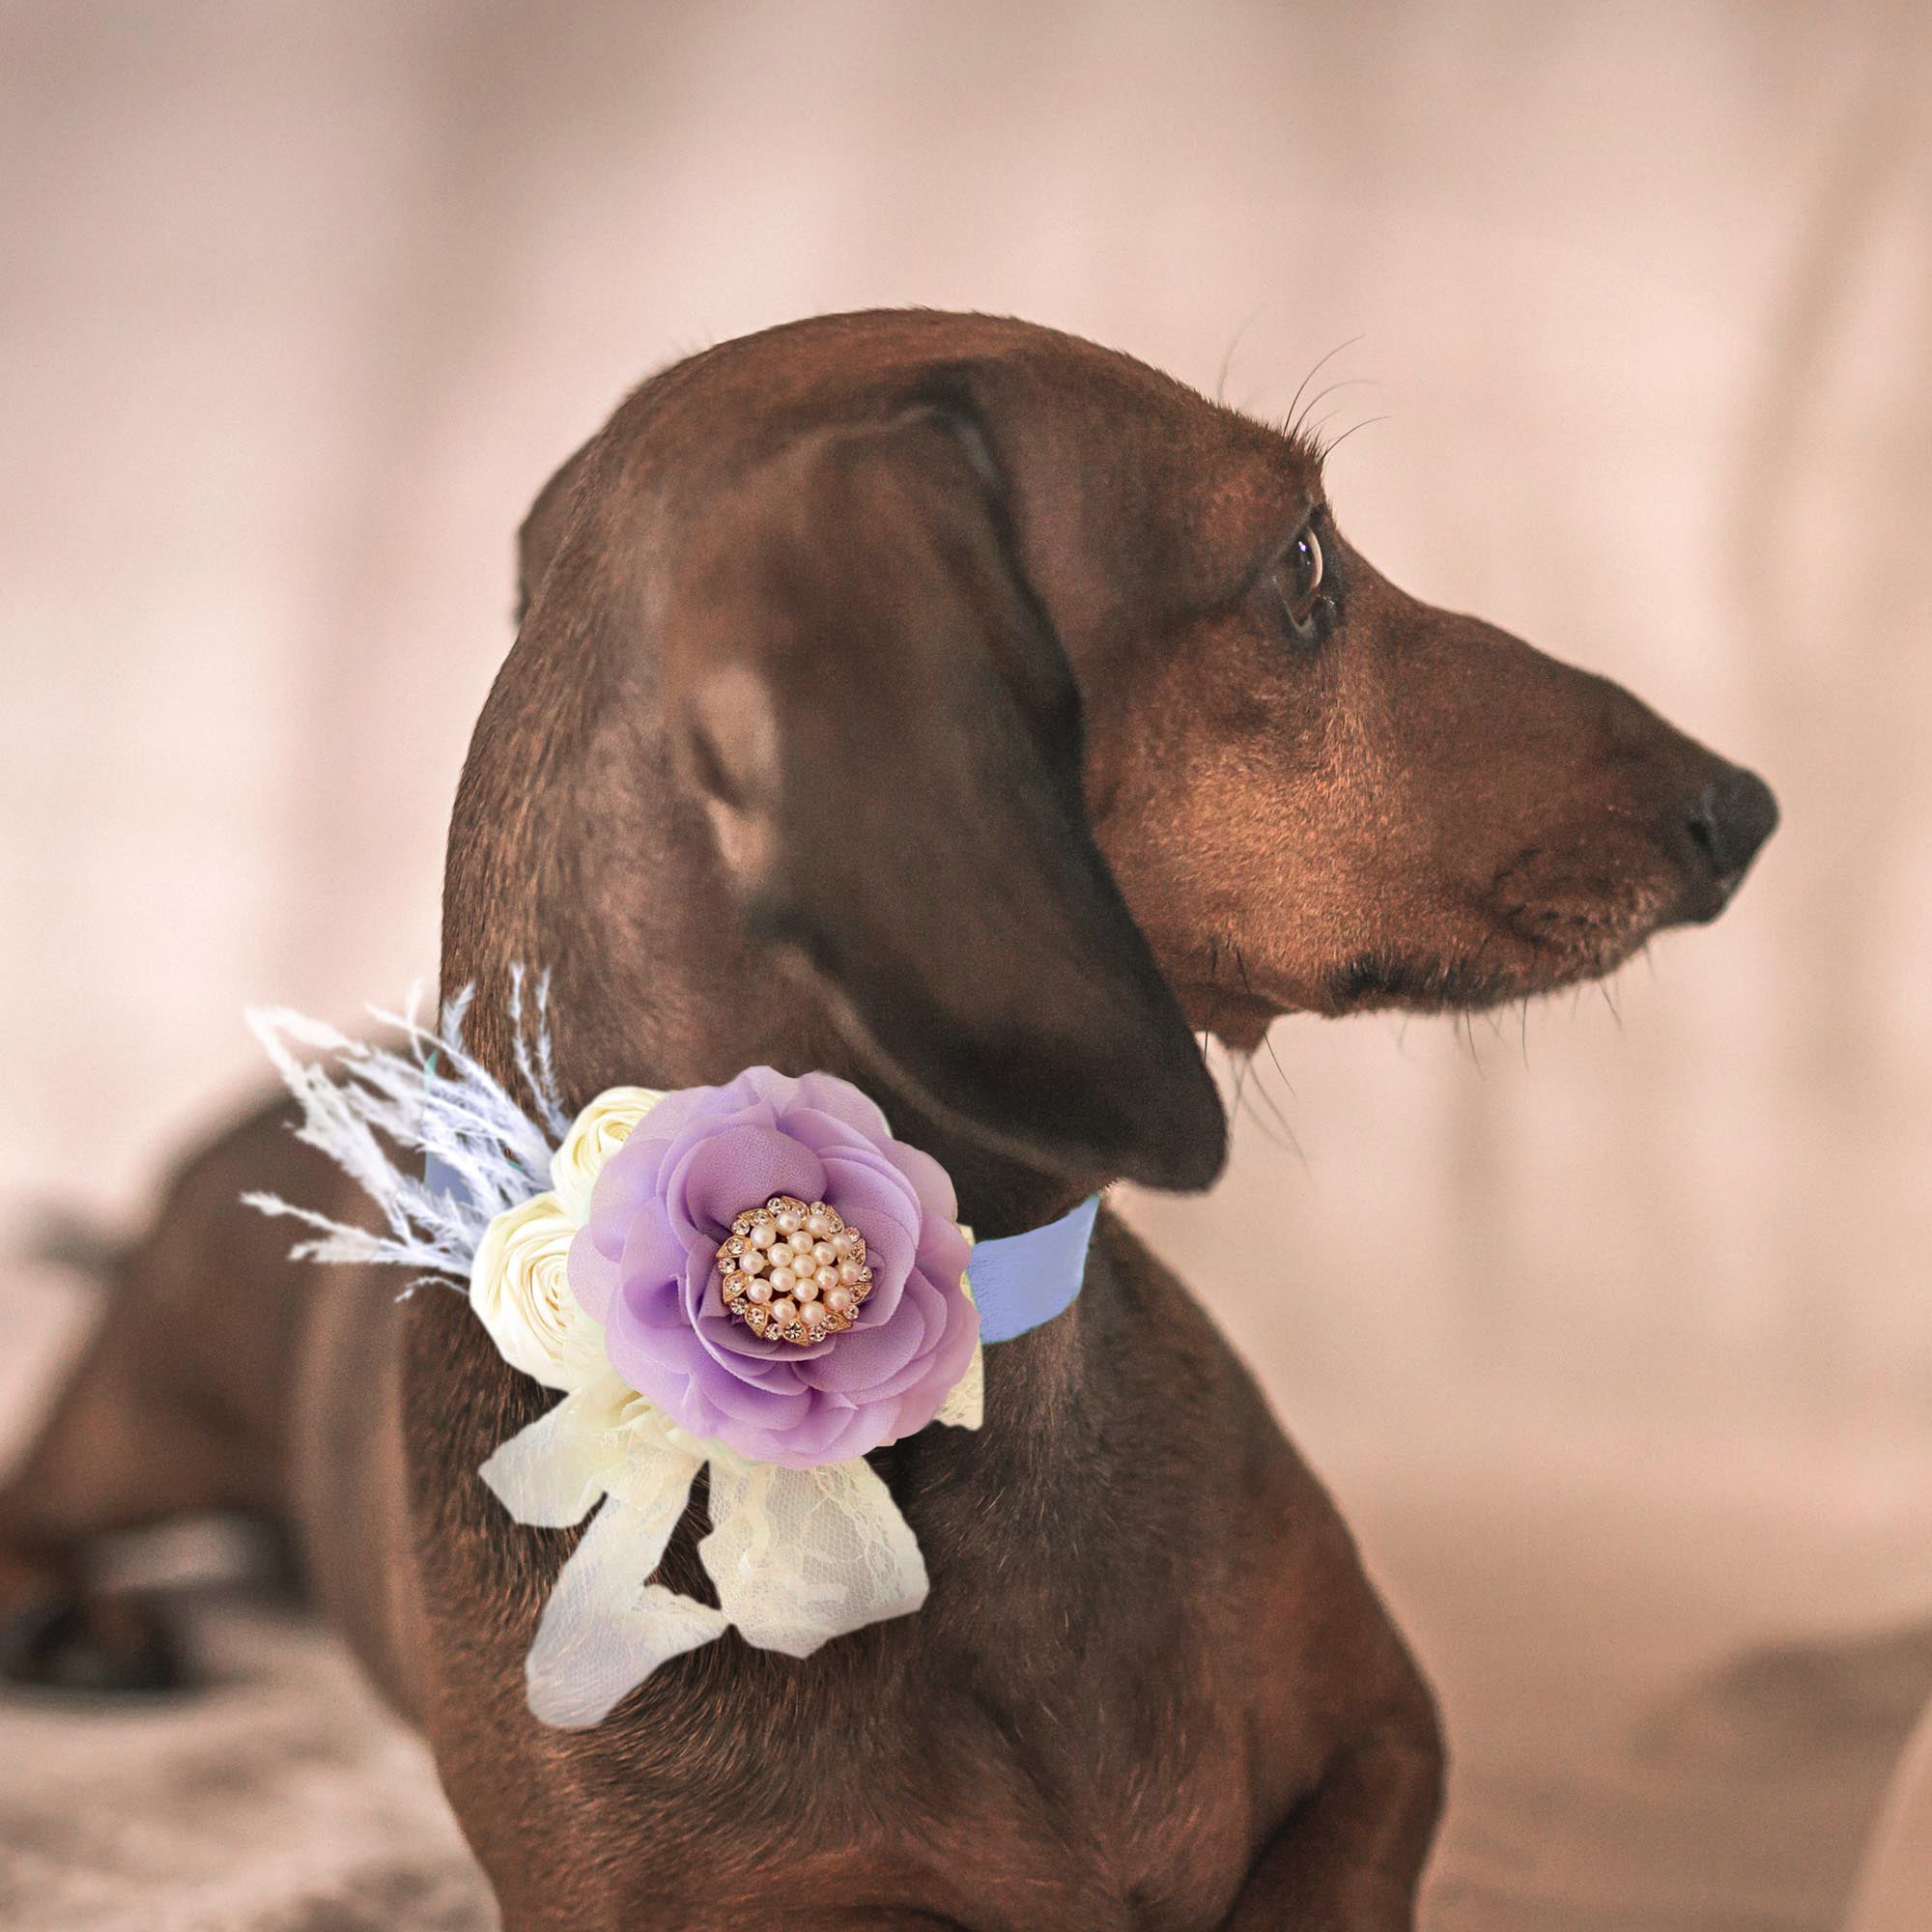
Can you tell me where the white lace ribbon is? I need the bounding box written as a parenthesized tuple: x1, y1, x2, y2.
(479, 1352, 971, 1726)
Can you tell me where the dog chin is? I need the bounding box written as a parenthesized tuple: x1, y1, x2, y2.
(1172, 980, 1281, 1052)
(1320, 923, 1653, 1017)
(1178, 905, 1658, 1038)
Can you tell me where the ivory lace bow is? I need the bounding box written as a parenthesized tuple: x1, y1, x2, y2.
(484, 1320, 980, 1726)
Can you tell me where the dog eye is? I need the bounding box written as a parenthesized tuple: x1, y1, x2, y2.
(1273, 526, 1325, 638)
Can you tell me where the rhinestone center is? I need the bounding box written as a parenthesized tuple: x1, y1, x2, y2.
(716, 1195, 872, 1347)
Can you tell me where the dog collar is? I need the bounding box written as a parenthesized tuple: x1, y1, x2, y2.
(247, 981, 1107, 1727)
(424, 1158, 1100, 1348)
(966, 1193, 1100, 1343)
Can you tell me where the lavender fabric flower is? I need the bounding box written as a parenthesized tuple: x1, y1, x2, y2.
(566, 1067, 978, 1468)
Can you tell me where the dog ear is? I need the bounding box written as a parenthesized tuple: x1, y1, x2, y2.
(661, 399, 1226, 1192)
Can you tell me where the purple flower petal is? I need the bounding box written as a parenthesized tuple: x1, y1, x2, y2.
(563, 1065, 977, 1466)
(818, 1148, 923, 1242)
(789, 1071, 892, 1139)
(877, 1136, 959, 1225)
(665, 1125, 824, 1245)
(566, 1224, 622, 1325)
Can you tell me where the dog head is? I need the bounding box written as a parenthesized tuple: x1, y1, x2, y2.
(474, 312, 1774, 1201)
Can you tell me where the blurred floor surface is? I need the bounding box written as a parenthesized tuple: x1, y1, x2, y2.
(3, 1436, 1926, 1931)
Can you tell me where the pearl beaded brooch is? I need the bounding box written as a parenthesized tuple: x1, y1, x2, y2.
(716, 1194, 873, 1346)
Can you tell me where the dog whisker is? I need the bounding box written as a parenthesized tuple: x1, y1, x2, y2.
(1197, 933, 1230, 1050)
(1221, 1046, 1300, 1158)
(1301, 407, 1350, 449)
(1244, 1055, 1305, 1163)
(1288, 376, 1375, 443)
(1228, 942, 1304, 1113)
(1281, 333, 1366, 452)
(1230, 940, 1268, 1013)
(1262, 1027, 1298, 1103)
(1458, 1007, 1488, 1076)
(1315, 412, 1394, 462)
(1599, 979, 1625, 1032)
(1216, 306, 1266, 404)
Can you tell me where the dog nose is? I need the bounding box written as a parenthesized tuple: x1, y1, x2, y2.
(1682, 765, 1777, 918)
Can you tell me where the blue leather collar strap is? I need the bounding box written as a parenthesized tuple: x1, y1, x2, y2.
(966, 1193, 1101, 1344)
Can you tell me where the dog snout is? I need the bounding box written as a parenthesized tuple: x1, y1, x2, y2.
(1678, 765, 1778, 920)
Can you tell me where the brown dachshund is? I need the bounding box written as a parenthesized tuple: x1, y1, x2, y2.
(0, 310, 1776, 1929)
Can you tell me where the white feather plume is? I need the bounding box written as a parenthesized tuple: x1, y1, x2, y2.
(243, 968, 566, 1290)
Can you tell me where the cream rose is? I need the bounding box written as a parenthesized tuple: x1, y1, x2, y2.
(549, 1085, 664, 1220)
(469, 1189, 585, 1389)
(472, 1087, 663, 1389)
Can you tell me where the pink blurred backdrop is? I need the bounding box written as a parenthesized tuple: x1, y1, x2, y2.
(2, 4, 1929, 1925)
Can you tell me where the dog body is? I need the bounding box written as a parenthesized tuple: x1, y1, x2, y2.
(2, 311, 1775, 1929)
